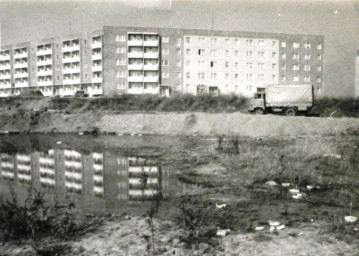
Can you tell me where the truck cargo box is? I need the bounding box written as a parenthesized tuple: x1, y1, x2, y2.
(265, 84, 313, 106)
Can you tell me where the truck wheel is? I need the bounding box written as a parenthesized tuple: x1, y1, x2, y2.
(254, 108, 264, 115)
(285, 108, 297, 116)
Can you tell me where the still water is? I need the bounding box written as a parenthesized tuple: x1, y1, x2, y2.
(0, 134, 201, 216)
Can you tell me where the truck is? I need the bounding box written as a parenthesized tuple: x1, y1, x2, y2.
(248, 84, 314, 116)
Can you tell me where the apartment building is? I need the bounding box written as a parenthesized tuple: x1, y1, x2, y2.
(355, 51, 359, 97)
(0, 26, 324, 97)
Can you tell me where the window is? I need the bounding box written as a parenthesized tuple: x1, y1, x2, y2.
(317, 44, 322, 50)
(247, 39, 253, 46)
(176, 38, 181, 46)
(234, 73, 239, 79)
(246, 62, 253, 69)
(281, 53, 286, 59)
(176, 60, 181, 67)
(186, 49, 191, 55)
(198, 49, 205, 56)
(317, 65, 322, 71)
(281, 64, 286, 70)
(246, 51, 253, 57)
(272, 41, 277, 47)
(210, 61, 217, 68)
(258, 52, 265, 58)
(235, 62, 239, 68)
(162, 37, 169, 43)
(186, 72, 190, 78)
(186, 60, 190, 66)
(272, 74, 276, 81)
(176, 49, 181, 55)
(211, 38, 218, 44)
(317, 54, 322, 60)
(304, 75, 310, 82)
(304, 53, 311, 60)
(293, 53, 299, 59)
(116, 35, 125, 42)
(198, 60, 205, 67)
(272, 63, 277, 70)
(316, 76, 321, 82)
(210, 73, 217, 79)
(246, 73, 253, 80)
(117, 58, 126, 65)
(281, 42, 286, 48)
(304, 65, 311, 71)
(258, 74, 264, 80)
(235, 51, 239, 57)
(304, 43, 311, 49)
(293, 75, 299, 82)
(211, 49, 218, 56)
(235, 39, 239, 46)
(117, 82, 126, 89)
(225, 73, 229, 79)
(225, 62, 230, 68)
(162, 48, 169, 54)
(272, 52, 277, 58)
(176, 72, 181, 78)
(199, 37, 205, 44)
(293, 42, 300, 48)
(198, 72, 205, 79)
(225, 38, 230, 45)
(258, 39, 265, 46)
(281, 75, 286, 81)
(117, 71, 125, 77)
(162, 60, 169, 66)
(258, 63, 265, 69)
(116, 47, 126, 53)
(225, 50, 230, 57)
(162, 72, 169, 78)
(292, 64, 299, 71)
(185, 37, 191, 43)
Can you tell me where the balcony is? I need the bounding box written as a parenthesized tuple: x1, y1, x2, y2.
(92, 54, 102, 61)
(36, 48, 52, 56)
(128, 76, 143, 82)
(91, 42, 102, 49)
(14, 62, 28, 69)
(0, 55, 10, 61)
(14, 73, 28, 79)
(128, 40, 143, 46)
(0, 74, 11, 80)
(63, 67, 80, 74)
(62, 44, 80, 52)
(37, 59, 52, 66)
(0, 64, 11, 71)
(14, 52, 28, 59)
(144, 87, 159, 94)
(143, 40, 159, 47)
(143, 76, 159, 83)
(37, 70, 53, 76)
(63, 78, 81, 85)
(92, 77, 102, 83)
(144, 52, 159, 58)
(128, 64, 143, 70)
(38, 80, 53, 86)
(14, 82, 29, 87)
(92, 65, 102, 72)
(128, 52, 144, 58)
(144, 64, 159, 70)
(0, 83, 12, 89)
(63, 56, 80, 63)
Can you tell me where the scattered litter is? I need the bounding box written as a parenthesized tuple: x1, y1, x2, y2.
(216, 229, 230, 237)
(344, 216, 357, 223)
(289, 189, 300, 194)
(323, 153, 342, 159)
(281, 183, 290, 187)
(354, 228, 358, 232)
(138, 133, 142, 136)
(255, 226, 265, 231)
(78, 132, 84, 135)
(268, 221, 280, 227)
(292, 193, 304, 200)
(298, 232, 303, 236)
(269, 226, 276, 232)
(216, 203, 227, 209)
(118, 133, 123, 136)
(0, 131, 9, 135)
(277, 225, 285, 230)
(131, 133, 135, 136)
(306, 185, 314, 190)
(265, 180, 278, 186)
(56, 141, 62, 145)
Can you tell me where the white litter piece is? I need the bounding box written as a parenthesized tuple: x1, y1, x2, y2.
(118, 133, 123, 136)
(281, 183, 290, 187)
(265, 180, 278, 186)
(255, 226, 265, 231)
(277, 225, 285, 230)
(289, 189, 300, 194)
(268, 221, 280, 227)
(216, 229, 230, 237)
(78, 132, 84, 135)
(216, 203, 227, 209)
(269, 226, 276, 232)
(138, 133, 142, 136)
(56, 141, 62, 145)
(306, 185, 314, 190)
(344, 216, 357, 223)
(131, 133, 135, 136)
(292, 193, 304, 200)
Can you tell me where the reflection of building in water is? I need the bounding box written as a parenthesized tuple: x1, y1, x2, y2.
(1, 154, 15, 180)
(93, 152, 104, 197)
(16, 154, 32, 184)
(39, 150, 55, 187)
(64, 150, 83, 193)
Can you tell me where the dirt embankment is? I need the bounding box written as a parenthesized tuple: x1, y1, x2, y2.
(0, 111, 359, 137)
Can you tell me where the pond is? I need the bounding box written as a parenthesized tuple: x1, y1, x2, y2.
(0, 134, 202, 217)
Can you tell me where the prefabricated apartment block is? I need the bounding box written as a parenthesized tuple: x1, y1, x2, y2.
(0, 26, 324, 97)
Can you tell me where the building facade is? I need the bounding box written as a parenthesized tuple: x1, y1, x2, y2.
(355, 51, 359, 97)
(0, 26, 324, 98)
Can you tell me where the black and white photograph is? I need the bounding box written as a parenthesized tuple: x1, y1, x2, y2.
(0, 0, 359, 255)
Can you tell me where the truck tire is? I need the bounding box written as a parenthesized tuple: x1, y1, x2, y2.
(254, 108, 264, 115)
(285, 108, 297, 116)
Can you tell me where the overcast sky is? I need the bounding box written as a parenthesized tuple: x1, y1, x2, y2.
(0, 0, 358, 97)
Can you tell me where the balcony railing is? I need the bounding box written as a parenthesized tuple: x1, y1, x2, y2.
(62, 45, 80, 52)
(144, 52, 159, 58)
(128, 52, 144, 58)
(128, 40, 143, 46)
(91, 54, 102, 61)
(0, 65, 11, 71)
(37, 70, 53, 76)
(63, 78, 81, 85)
(14, 52, 28, 59)
(92, 66, 102, 72)
(0, 74, 11, 80)
(128, 64, 143, 70)
(128, 76, 143, 82)
(14, 73, 28, 78)
(62, 67, 80, 74)
(37, 59, 52, 66)
(91, 42, 102, 49)
(38, 80, 53, 86)
(143, 76, 159, 82)
(36, 48, 52, 56)
(143, 64, 159, 70)
(143, 40, 159, 47)
(0, 55, 10, 61)
(62, 56, 80, 63)
(14, 62, 28, 68)
(92, 77, 102, 83)
(14, 82, 29, 87)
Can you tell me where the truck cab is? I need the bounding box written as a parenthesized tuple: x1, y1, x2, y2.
(248, 92, 265, 114)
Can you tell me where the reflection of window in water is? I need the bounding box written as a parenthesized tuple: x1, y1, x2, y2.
(1, 154, 15, 180)
(39, 150, 55, 187)
(93, 152, 104, 197)
(64, 150, 83, 194)
(16, 154, 32, 184)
